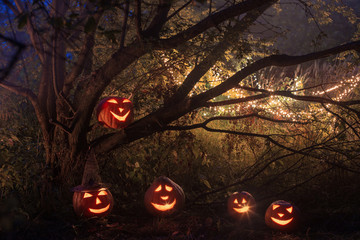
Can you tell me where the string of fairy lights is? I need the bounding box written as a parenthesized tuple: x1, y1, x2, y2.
(161, 54, 360, 122)
(203, 71, 360, 122)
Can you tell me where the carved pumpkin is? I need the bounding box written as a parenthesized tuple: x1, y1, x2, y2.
(265, 200, 301, 231)
(73, 186, 114, 218)
(227, 191, 256, 219)
(144, 176, 185, 216)
(96, 97, 134, 129)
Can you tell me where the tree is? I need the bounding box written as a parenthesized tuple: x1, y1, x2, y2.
(0, 0, 359, 195)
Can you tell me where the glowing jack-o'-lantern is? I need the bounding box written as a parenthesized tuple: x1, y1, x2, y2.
(96, 97, 134, 129)
(144, 176, 185, 216)
(73, 185, 114, 218)
(227, 191, 256, 219)
(265, 200, 301, 231)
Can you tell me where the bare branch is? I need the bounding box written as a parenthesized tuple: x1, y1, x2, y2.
(0, 34, 26, 83)
(203, 93, 270, 107)
(13, 0, 46, 62)
(135, 0, 143, 42)
(49, 119, 72, 134)
(120, 0, 130, 50)
(321, 103, 360, 139)
(165, 113, 308, 132)
(189, 148, 314, 204)
(190, 40, 360, 106)
(165, 114, 308, 155)
(166, 0, 193, 21)
(63, 11, 103, 95)
(0, 81, 37, 102)
(259, 167, 333, 201)
(142, 0, 171, 37)
(155, 0, 277, 49)
(240, 86, 360, 106)
(2, 0, 20, 15)
(167, 2, 274, 105)
(0, 81, 51, 142)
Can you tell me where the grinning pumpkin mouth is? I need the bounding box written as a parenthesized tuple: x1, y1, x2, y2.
(233, 206, 249, 213)
(110, 109, 130, 121)
(271, 217, 293, 226)
(89, 204, 111, 214)
(151, 199, 176, 212)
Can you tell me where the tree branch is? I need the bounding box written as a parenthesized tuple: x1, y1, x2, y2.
(167, 1, 275, 105)
(63, 10, 103, 96)
(91, 40, 360, 154)
(155, 0, 276, 49)
(0, 81, 37, 102)
(321, 103, 360, 139)
(142, 0, 171, 38)
(2, 0, 20, 15)
(203, 93, 270, 107)
(0, 34, 26, 83)
(13, 0, 46, 63)
(240, 86, 360, 106)
(119, 0, 130, 49)
(165, 113, 308, 132)
(166, 0, 193, 21)
(190, 40, 360, 106)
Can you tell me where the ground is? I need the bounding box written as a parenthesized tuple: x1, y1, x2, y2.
(3, 203, 360, 240)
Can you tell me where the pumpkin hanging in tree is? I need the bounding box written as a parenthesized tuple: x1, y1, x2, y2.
(144, 176, 185, 216)
(72, 149, 114, 218)
(227, 191, 256, 219)
(73, 184, 114, 218)
(96, 97, 134, 129)
(265, 200, 301, 231)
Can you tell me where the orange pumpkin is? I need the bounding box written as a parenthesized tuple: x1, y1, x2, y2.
(73, 185, 114, 218)
(227, 191, 256, 219)
(265, 200, 301, 231)
(144, 176, 185, 216)
(96, 97, 134, 129)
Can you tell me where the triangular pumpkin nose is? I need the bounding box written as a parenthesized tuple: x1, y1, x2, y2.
(96, 197, 102, 205)
(278, 213, 284, 218)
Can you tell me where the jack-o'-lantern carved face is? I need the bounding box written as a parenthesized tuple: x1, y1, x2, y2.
(96, 97, 134, 129)
(265, 200, 300, 231)
(227, 191, 256, 219)
(73, 187, 114, 218)
(144, 176, 185, 216)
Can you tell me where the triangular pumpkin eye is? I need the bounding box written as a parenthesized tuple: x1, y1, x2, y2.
(272, 204, 280, 210)
(234, 199, 239, 204)
(84, 193, 93, 198)
(155, 185, 162, 192)
(98, 191, 108, 196)
(165, 185, 173, 192)
(286, 206, 293, 213)
(107, 99, 118, 104)
(241, 198, 247, 204)
(122, 99, 131, 103)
